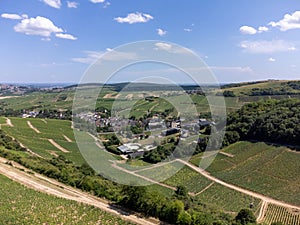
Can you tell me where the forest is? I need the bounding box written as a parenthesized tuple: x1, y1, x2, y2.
(225, 98, 300, 147)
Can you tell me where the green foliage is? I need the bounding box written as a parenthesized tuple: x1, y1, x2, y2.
(235, 209, 256, 225)
(177, 211, 192, 225)
(226, 99, 300, 146)
(175, 185, 189, 198)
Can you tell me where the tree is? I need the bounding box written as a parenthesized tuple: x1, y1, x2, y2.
(235, 209, 256, 225)
(163, 200, 185, 224)
(175, 185, 188, 198)
(177, 211, 192, 225)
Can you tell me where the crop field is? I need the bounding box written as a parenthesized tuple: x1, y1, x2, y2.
(263, 204, 300, 225)
(0, 91, 74, 111)
(195, 182, 261, 213)
(0, 174, 133, 225)
(194, 141, 300, 206)
(163, 166, 213, 194)
(0, 117, 85, 165)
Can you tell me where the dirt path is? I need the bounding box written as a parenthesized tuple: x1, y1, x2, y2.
(0, 157, 158, 225)
(111, 162, 176, 191)
(257, 200, 268, 223)
(48, 139, 69, 153)
(27, 121, 41, 133)
(194, 182, 215, 196)
(6, 117, 13, 127)
(63, 135, 72, 143)
(41, 119, 47, 124)
(219, 151, 234, 158)
(18, 141, 44, 159)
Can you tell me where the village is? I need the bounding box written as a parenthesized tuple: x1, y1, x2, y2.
(76, 107, 214, 161)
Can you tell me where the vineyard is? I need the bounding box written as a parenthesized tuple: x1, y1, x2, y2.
(191, 182, 260, 213)
(196, 141, 300, 206)
(0, 174, 133, 225)
(262, 204, 300, 225)
(0, 117, 85, 164)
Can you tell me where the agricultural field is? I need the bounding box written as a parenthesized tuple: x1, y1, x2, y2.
(0, 117, 85, 164)
(193, 141, 300, 206)
(0, 91, 74, 111)
(220, 80, 300, 96)
(194, 182, 261, 213)
(0, 174, 133, 225)
(262, 204, 300, 225)
(163, 166, 213, 194)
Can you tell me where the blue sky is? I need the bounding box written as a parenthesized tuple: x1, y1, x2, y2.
(1, 0, 300, 84)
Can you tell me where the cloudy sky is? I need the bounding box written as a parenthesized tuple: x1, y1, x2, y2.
(1, 0, 300, 84)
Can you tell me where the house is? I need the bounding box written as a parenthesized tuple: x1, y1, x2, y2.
(148, 118, 165, 130)
(117, 143, 142, 154)
(161, 128, 180, 136)
(128, 150, 145, 159)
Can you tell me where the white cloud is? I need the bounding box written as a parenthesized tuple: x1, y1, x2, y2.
(67, 1, 78, 8)
(154, 42, 189, 54)
(103, 2, 111, 8)
(72, 49, 138, 64)
(114, 12, 153, 24)
(268, 57, 276, 62)
(1, 13, 23, 20)
(239, 25, 257, 35)
(258, 26, 269, 33)
(210, 66, 253, 73)
(184, 28, 192, 32)
(56, 33, 77, 40)
(72, 51, 102, 64)
(155, 42, 172, 51)
(157, 28, 167, 36)
(240, 40, 296, 54)
(41, 37, 51, 41)
(90, 0, 105, 3)
(14, 16, 63, 37)
(43, 0, 61, 9)
(269, 11, 300, 31)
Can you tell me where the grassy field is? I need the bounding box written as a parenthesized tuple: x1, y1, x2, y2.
(191, 141, 300, 206)
(0, 174, 133, 225)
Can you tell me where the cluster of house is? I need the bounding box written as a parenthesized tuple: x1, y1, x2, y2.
(22, 111, 39, 118)
(0, 84, 28, 95)
(77, 111, 215, 159)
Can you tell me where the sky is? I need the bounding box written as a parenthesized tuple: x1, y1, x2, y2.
(1, 0, 300, 84)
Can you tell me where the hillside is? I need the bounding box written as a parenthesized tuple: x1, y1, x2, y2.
(220, 80, 300, 97)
